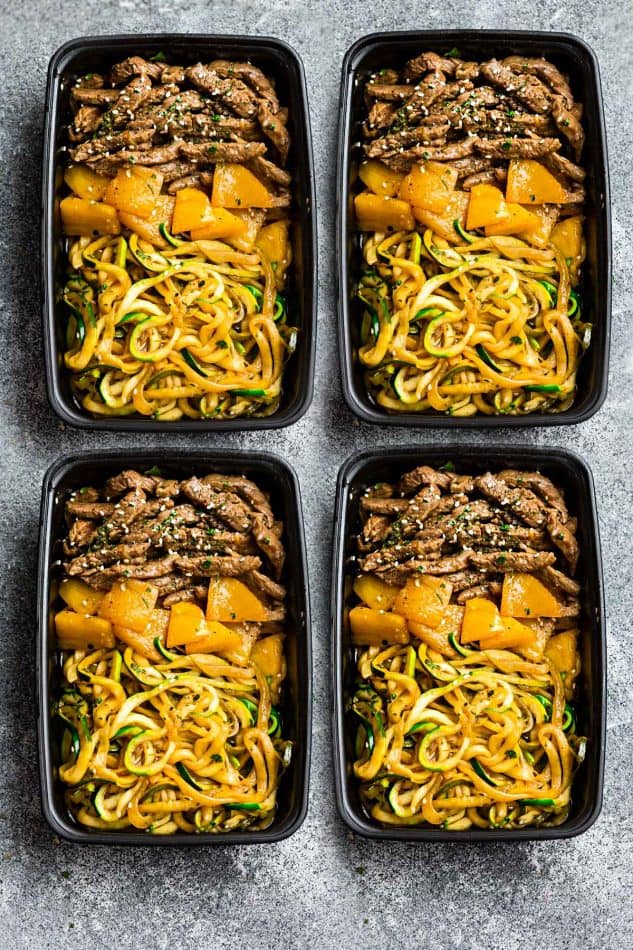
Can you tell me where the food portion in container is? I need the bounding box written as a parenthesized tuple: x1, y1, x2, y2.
(347, 462, 585, 830)
(353, 50, 590, 416)
(60, 55, 296, 420)
(53, 467, 291, 834)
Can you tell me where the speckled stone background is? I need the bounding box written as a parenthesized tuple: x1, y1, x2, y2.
(0, 1, 631, 947)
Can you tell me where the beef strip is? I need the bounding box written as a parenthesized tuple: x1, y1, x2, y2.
(70, 128, 155, 162)
(474, 136, 561, 160)
(545, 151, 586, 183)
(404, 52, 458, 80)
(83, 556, 179, 587)
(360, 515, 392, 548)
(367, 121, 449, 156)
(455, 62, 481, 81)
(502, 57, 574, 108)
(551, 94, 584, 158)
(69, 106, 103, 141)
(474, 473, 546, 527)
(537, 565, 581, 597)
(180, 477, 252, 531)
(381, 138, 477, 172)
(110, 56, 164, 85)
(251, 512, 285, 578)
(174, 554, 261, 577)
(179, 140, 266, 163)
(245, 571, 286, 602)
(247, 156, 291, 187)
(208, 60, 280, 111)
(359, 537, 445, 572)
(497, 470, 569, 521)
(462, 167, 507, 189)
(66, 500, 115, 520)
(469, 551, 556, 572)
(480, 59, 552, 114)
(66, 519, 97, 550)
(71, 87, 120, 106)
(104, 470, 158, 499)
(162, 586, 208, 608)
(375, 552, 471, 584)
(361, 497, 410, 516)
(546, 511, 579, 572)
(161, 65, 186, 85)
(65, 542, 151, 575)
(364, 101, 398, 134)
(185, 64, 260, 117)
(456, 581, 503, 603)
(398, 465, 452, 495)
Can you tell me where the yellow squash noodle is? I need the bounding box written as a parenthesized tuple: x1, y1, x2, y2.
(56, 647, 290, 834)
(63, 234, 297, 421)
(352, 641, 584, 830)
(356, 229, 590, 417)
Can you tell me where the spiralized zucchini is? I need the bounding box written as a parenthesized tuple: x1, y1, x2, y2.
(57, 646, 290, 833)
(357, 228, 590, 416)
(63, 233, 297, 420)
(352, 640, 584, 830)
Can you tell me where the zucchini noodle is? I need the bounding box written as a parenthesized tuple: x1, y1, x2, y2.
(352, 641, 584, 830)
(63, 234, 297, 420)
(57, 646, 290, 833)
(357, 228, 590, 416)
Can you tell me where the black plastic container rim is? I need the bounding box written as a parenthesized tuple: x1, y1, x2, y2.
(37, 447, 312, 845)
(331, 443, 606, 840)
(336, 29, 612, 427)
(42, 33, 317, 431)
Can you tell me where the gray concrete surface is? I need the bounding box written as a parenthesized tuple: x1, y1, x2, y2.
(0, 1, 631, 947)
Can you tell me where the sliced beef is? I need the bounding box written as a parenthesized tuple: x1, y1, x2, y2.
(546, 511, 579, 572)
(162, 586, 208, 608)
(404, 51, 458, 80)
(551, 94, 584, 158)
(66, 500, 115, 520)
(180, 477, 252, 531)
(502, 57, 574, 108)
(456, 581, 503, 603)
(65, 542, 151, 575)
(360, 515, 393, 547)
(361, 497, 409, 516)
(398, 465, 451, 495)
(104, 470, 158, 499)
(474, 136, 561, 160)
(469, 551, 556, 572)
(245, 571, 286, 602)
(208, 61, 280, 110)
(359, 538, 444, 572)
(545, 151, 586, 184)
(251, 512, 285, 578)
(110, 56, 164, 85)
(376, 552, 471, 584)
(474, 473, 546, 528)
(248, 156, 292, 188)
(480, 59, 552, 114)
(381, 137, 477, 172)
(70, 128, 155, 162)
(179, 140, 267, 163)
(174, 554, 261, 577)
(69, 106, 103, 141)
(497, 470, 569, 521)
(537, 565, 581, 597)
(71, 87, 120, 106)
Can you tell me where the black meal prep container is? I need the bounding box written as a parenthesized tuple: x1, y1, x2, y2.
(42, 34, 317, 431)
(37, 450, 312, 844)
(332, 445, 606, 840)
(336, 30, 611, 427)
